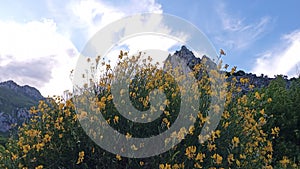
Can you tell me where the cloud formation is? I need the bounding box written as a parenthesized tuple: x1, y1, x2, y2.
(0, 57, 55, 87)
(0, 0, 163, 96)
(252, 29, 300, 78)
(64, 0, 162, 43)
(0, 19, 78, 96)
(214, 3, 272, 50)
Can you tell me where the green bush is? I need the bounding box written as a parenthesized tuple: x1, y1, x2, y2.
(0, 53, 299, 168)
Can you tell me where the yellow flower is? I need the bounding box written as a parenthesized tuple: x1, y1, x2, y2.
(18, 137, 24, 146)
(188, 126, 195, 135)
(194, 162, 202, 169)
(255, 92, 261, 100)
(64, 109, 71, 117)
(195, 153, 205, 162)
(267, 98, 272, 103)
(11, 153, 18, 161)
(126, 132, 132, 139)
(139, 161, 144, 166)
(79, 111, 87, 119)
(97, 101, 106, 110)
(185, 146, 197, 159)
(43, 134, 51, 143)
(260, 109, 265, 115)
(222, 111, 230, 119)
(265, 165, 273, 169)
(236, 159, 241, 167)
(214, 130, 221, 138)
(177, 127, 187, 140)
(131, 144, 138, 151)
(239, 154, 246, 159)
(162, 118, 170, 129)
(116, 154, 122, 161)
(280, 156, 290, 167)
(271, 127, 280, 137)
(211, 153, 223, 165)
(58, 103, 64, 110)
(159, 163, 171, 169)
(76, 151, 84, 164)
(25, 129, 41, 138)
(267, 154, 272, 160)
(227, 154, 234, 165)
(100, 96, 106, 102)
(113, 116, 119, 124)
(18, 163, 24, 168)
(164, 110, 170, 116)
(107, 94, 113, 101)
(222, 122, 229, 128)
(35, 142, 45, 151)
(232, 137, 240, 148)
(35, 165, 43, 169)
(207, 142, 216, 151)
(22, 144, 31, 154)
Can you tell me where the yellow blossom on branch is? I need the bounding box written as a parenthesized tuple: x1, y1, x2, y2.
(76, 151, 85, 164)
(185, 146, 197, 159)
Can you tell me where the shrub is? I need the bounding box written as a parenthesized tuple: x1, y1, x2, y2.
(0, 52, 298, 168)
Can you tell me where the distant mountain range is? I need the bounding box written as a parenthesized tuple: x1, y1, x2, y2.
(0, 80, 44, 134)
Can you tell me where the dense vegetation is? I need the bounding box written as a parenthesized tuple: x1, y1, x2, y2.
(0, 85, 39, 114)
(0, 51, 299, 168)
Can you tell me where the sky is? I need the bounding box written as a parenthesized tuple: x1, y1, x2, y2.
(0, 0, 300, 97)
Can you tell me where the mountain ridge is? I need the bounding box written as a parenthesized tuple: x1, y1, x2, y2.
(166, 46, 297, 93)
(0, 80, 44, 134)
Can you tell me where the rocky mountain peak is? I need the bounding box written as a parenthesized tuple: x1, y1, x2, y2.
(174, 46, 193, 56)
(173, 46, 198, 62)
(0, 80, 18, 88)
(0, 80, 44, 133)
(0, 80, 43, 101)
(164, 45, 216, 72)
(164, 46, 276, 94)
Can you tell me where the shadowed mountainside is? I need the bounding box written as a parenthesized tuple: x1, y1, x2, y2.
(0, 80, 44, 134)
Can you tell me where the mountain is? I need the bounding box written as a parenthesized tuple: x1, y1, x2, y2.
(165, 46, 297, 94)
(0, 80, 44, 134)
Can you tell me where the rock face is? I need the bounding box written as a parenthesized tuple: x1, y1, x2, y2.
(0, 80, 44, 133)
(164, 46, 289, 93)
(165, 46, 219, 75)
(0, 80, 43, 101)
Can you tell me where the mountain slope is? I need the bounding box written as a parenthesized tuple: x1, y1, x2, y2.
(164, 46, 293, 92)
(0, 80, 44, 134)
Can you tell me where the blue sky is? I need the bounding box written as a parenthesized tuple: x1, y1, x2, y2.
(0, 0, 300, 96)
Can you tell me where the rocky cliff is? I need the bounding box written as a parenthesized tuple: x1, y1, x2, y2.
(0, 80, 44, 133)
(164, 46, 294, 94)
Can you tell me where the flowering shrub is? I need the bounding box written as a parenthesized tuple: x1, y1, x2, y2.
(0, 51, 299, 168)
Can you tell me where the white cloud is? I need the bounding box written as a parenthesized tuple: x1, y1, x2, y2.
(0, 19, 78, 97)
(0, 0, 164, 97)
(105, 34, 181, 67)
(252, 30, 300, 78)
(215, 3, 271, 50)
(72, 12, 192, 90)
(68, 0, 162, 40)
